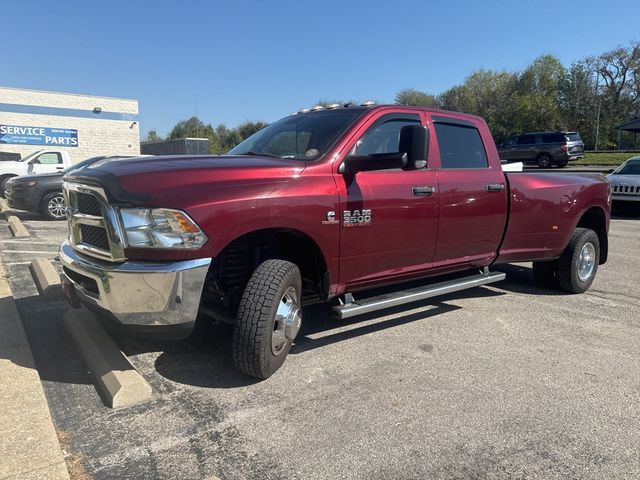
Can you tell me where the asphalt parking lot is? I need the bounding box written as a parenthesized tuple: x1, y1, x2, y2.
(1, 206, 640, 480)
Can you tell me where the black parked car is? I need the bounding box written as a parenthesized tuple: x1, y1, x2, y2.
(4, 155, 133, 219)
(497, 131, 585, 168)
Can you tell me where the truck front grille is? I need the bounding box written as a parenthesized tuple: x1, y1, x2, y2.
(80, 224, 110, 250)
(76, 192, 102, 216)
(63, 182, 126, 262)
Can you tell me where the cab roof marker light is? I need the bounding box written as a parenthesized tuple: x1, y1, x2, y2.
(361, 100, 376, 107)
(325, 103, 340, 109)
(298, 108, 310, 114)
(311, 105, 324, 111)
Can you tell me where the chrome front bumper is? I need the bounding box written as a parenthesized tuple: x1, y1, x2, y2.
(59, 240, 211, 328)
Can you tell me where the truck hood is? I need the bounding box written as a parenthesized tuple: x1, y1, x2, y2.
(64, 154, 307, 203)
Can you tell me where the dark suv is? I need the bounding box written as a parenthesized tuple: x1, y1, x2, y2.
(497, 131, 584, 168)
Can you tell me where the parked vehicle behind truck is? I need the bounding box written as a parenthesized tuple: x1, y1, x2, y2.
(0, 149, 73, 196)
(59, 104, 611, 379)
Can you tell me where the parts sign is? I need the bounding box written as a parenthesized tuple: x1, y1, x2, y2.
(0, 124, 78, 147)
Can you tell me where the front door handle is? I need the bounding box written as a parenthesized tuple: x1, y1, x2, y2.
(486, 183, 505, 192)
(412, 186, 436, 196)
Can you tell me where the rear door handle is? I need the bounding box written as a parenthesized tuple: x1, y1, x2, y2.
(486, 183, 505, 192)
(56, 167, 64, 170)
(412, 186, 436, 196)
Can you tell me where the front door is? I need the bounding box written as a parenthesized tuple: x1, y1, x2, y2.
(29, 152, 64, 174)
(336, 112, 439, 288)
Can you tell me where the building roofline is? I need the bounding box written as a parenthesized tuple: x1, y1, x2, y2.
(0, 85, 138, 103)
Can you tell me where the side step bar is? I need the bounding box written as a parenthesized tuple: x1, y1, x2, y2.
(332, 270, 506, 320)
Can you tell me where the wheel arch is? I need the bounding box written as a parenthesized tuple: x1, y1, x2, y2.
(205, 228, 330, 314)
(576, 206, 608, 264)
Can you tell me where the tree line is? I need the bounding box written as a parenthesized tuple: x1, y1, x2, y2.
(396, 41, 639, 150)
(144, 118, 269, 155)
(146, 40, 639, 152)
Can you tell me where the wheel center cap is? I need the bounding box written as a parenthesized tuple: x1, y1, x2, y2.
(285, 306, 302, 340)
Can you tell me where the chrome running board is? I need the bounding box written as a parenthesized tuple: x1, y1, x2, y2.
(333, 270, 506, 320)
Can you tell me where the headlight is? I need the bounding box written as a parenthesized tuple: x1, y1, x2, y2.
(119, 208, 208, 249)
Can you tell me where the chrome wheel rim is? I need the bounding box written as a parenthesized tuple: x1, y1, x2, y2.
(577, 242, 596, 282)
(271, 286, 302, 356)
(47, 196, 66, 219)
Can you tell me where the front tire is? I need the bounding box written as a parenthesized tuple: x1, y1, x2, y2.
(0, 176, 16, 198)
(232, 259, 302, 379)
(557, 228, 600, 293)
(41, 192, 67, 220)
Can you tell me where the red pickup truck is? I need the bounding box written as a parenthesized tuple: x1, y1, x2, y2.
(59, 104, 611, 378)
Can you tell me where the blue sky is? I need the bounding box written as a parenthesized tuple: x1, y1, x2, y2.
(1, 0, 638, 137)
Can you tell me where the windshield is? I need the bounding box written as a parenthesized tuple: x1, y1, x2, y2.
(228, 109, 365, 160)
(613, 158, 640, 175)
(62, 156, 108, 174)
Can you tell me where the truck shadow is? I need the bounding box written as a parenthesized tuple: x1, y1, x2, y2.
(151, 286, 504, 389)
(491, 264, 565, 296)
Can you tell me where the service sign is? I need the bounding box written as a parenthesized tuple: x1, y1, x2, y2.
(0, 124, 78, 147)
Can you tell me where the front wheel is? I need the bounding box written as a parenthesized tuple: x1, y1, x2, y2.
(557, 228, 600, 293)
(41, 192, 67, 220)
(232, 259, 302, 379)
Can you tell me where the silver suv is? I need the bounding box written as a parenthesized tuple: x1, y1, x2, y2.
(498, 131, 585, 168)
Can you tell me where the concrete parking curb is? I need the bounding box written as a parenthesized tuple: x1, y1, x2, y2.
(7, 215, 30, 237)
(0, 260, 69, 479)
(64, 308, 152, 409)
(30, 258, 62, 298)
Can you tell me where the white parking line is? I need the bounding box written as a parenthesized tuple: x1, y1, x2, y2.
(4, 261, 33, 266)
(1, 250, 59, 255)
(1, 240, 62, 245)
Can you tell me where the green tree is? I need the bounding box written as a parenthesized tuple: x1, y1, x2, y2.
(395, 89, 438, 107)
(143, 129, 162, 142)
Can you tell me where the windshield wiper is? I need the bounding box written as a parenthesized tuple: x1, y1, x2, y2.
(242, 150, 282, 159)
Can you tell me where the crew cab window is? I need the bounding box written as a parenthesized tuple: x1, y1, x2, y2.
(34, 153, 62, 164)
(352, 116, 421, 156)
(503, 137, 517, 146)
(517, 135, 536, 145)
(434, 122, 488, 169)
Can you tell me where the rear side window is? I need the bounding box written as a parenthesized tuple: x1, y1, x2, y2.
(517, 135, 536, 145)
(541, 133, 564, 143)
(435, 123, 488, 169)
(566, 133, 582, 142)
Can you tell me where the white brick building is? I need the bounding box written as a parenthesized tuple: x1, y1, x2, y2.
(0, 86, 140, 164)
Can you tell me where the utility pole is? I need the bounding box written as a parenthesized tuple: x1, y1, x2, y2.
(593, 74, 601, 151)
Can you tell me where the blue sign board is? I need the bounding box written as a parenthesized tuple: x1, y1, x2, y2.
(0, 124, 78, 147)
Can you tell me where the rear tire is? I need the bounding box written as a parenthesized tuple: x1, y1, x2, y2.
(537, 154, 552, 168)
(554, 159, 569, 168)
(232, 259, 302, 379)
(557, 228, 600, 293)
(532, 260, 558, 289)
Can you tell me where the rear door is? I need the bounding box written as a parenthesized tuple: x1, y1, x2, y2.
(336, 111, 439, 287)
(514, 134, 537, 161)
(429, 114, 508, 270)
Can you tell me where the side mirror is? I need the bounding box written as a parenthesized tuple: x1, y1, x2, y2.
(399, 124, 429, 170)
(340, 152, 407, 175)
(607, 168, 615, 174)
